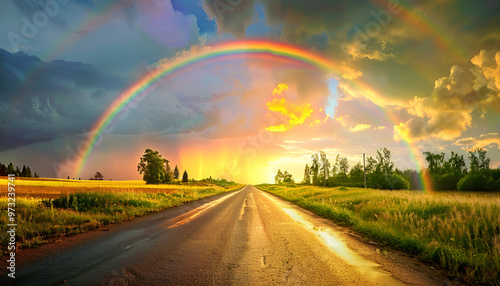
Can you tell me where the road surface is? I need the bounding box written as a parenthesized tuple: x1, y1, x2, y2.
(3, 185, 450, 285)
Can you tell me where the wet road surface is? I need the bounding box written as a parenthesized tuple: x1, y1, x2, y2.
(4, 185, 443, 285)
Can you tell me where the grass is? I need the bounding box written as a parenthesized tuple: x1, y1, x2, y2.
(0, 176, 237, 199)
(0, 177, 242, 249)
(256, 184, 500, 285)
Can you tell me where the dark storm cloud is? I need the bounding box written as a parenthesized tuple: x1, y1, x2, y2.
(0, 48, 128, 151)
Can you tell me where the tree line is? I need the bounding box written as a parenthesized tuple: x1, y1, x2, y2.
(0, 161, 39, 178)
(137, 149, 189, 184)
(275, 148, 499, 191)
(424, 148, 499, 191)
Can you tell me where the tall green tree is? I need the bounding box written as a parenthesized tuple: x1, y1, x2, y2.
(423, 151, 446, 175)
(7, 163, 15, 175)
(332, 154, 340, 177)
(275, 169, 284, 184)
(182, 170, 189, 183)
(365, 156, 376, 175)
(311, 153, 319, 185)
(22, 165, 27, 177)
(137, 149, 167, 184)
(338, 157, 349, 179)
(349, 162, 364, 182)
(376, 148, 394, 175)
(173, 165, 180, 180)
(469, 148, 490, 174)
(26, 166, 32, 177)
(446, 151, 467, 176)
(164, 159, 173, 183)
(283, 171, 294, 183)
(319, 151, 330, 186)
(302, 164, 311, 185)
(0, 163, 7, 176)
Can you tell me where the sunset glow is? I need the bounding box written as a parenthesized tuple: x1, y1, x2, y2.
(1, 0, 498, 185)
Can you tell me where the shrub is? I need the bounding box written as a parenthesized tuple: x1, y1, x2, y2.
(457, 174, 487, 191)
(432, 173, 462, 191)
(368, 173, 410, 190)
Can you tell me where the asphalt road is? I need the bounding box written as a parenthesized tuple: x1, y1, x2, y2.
(4, 185, 439, 285)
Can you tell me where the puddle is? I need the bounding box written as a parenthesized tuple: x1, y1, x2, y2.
(261, 193, 404, 286)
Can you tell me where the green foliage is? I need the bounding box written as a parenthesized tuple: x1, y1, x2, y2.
(431, 173, 463, 191)
(137, 149, 176, 184)
(457, 174, 488, 191)
(368, 173, 410, 190)
(349, 162, 364, 182)
(182, 170, 189, 183)
(423, 149, 493, 191)
(0, 161, 36, 177)
(275, 169, 293, 184)
(302, 164, 311, 185)
(173, 165, 180, 180)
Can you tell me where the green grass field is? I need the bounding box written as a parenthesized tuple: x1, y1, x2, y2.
(256, 184, 500, 285)
(0, 177, 242, 249)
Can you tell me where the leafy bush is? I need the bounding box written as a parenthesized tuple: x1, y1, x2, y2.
(457, 174, 487, 191)
(368, 173, 410, 190)
(432, 173, 462, 191)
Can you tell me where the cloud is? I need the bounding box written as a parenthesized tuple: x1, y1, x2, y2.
(453, 133, 500, 150)
(0, 48, 130, 151)
(265, 84, 314, 132)
(395, 50, 500, 142)
(202, 0, 257, 37)
(349, 123, 371, 133)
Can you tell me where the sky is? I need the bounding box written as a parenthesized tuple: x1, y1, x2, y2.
(0, 0, 499, 184)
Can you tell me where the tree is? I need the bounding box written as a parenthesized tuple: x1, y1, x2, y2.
(302, 164, 311, 185)
(283, 171, 294, 183)
(182, 170, 189, 183)
(34, 172, 39, 178)
(338, 157, 349, 179)
(365, 156, 376, 175)
(376, 148, 394, 175)
(173, 165, 180, 180)
(319, 151, 330, 186)
(22, 165, 27, 177)
(275, 169, 284, 184)
(164, 159, 173, 183)
(311, 153, 319, 185)
(137, 149, 167, 184)
(332, 154, 340, 177)
(469, 148, 490, 174)
(423, 151, 445, 175)
(7, 163, 15, 175)
(93, 171, 103, 180)
(349, 162, 364, 182)
(0, 163, 7, 176)
(26, 166, 32, 177)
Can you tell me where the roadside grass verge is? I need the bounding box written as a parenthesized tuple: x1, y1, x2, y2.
(256, 184, 500, 285)
(0, 179, 242, 249)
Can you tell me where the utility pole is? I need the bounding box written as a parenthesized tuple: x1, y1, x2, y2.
(363, 153, 366, 189)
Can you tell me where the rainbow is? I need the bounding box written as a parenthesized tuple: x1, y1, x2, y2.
(372, 0, 469, 61)
(72, 39, 433, 191)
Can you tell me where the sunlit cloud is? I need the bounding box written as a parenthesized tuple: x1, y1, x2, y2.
(395, 49, 500, 142)
(454, 133, 500, 150)
(349, 124, 371, 133)
(266, 84, 314, 132)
